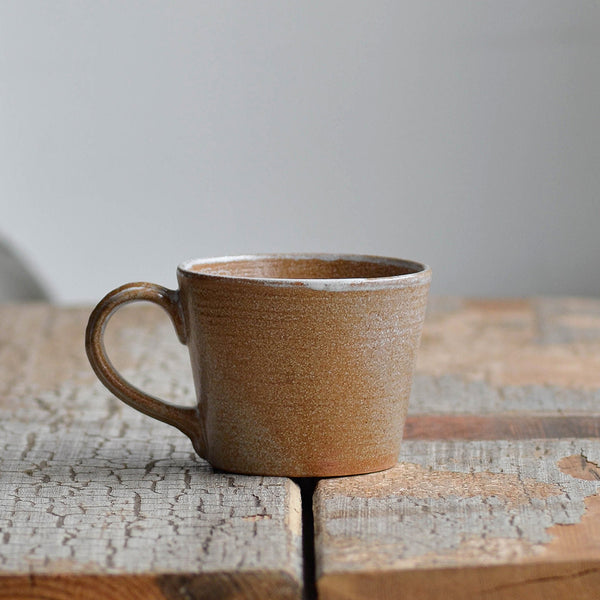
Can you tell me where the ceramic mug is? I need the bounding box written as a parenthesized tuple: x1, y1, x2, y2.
(86, 254, 431, 477)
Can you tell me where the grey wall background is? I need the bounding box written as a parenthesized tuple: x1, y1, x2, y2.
(1, 1, 599, 303)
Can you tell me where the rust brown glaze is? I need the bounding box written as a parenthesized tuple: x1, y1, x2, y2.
(86, 254, 431, 477)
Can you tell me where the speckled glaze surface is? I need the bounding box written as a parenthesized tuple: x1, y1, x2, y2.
(86, 254, 431, 477)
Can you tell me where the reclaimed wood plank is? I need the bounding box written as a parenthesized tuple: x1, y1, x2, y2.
(317, 297, 600, 599)
(404, 415, 600, 441)
(0, 305, 303, 599)
(315, 439, 600, 600)
(412, 297, 600, 415)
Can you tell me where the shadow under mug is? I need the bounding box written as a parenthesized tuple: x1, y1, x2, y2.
(85, 254, 431, 477)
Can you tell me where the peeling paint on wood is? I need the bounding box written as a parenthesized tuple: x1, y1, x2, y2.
(0, 305, 302, 599)
(409, 374, 600, 415)
(4, 297, 600, 599)
(321, 461, 561, 507)
(0, 400, 302, 577)
(417, 297, 600, 392)
(315, 440, 600, 598)
(557, 455, 600, 481)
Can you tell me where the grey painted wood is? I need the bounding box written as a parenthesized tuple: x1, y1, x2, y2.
(315, 439, 600, 599)
(411, 297, 600, 415)
(410, 374, 600, 415)
(0, 305, 302, 598)
(4, 297, 600, 598)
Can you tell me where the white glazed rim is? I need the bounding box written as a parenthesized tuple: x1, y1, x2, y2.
(177, 254, 431, 291)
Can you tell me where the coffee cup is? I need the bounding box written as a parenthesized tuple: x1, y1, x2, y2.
(86, 254, 431, 477)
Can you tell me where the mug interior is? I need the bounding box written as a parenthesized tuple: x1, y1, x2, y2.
(180, 254, 426, 281)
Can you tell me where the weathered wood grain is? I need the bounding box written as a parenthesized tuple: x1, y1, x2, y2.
(317, 297, 600, 599)
(404, 415, 600, 441)
(4, 297, 600, 598)
(315, 439, 600, 599)
(0, 305, 302, 599)
(412, 297, 600, 415)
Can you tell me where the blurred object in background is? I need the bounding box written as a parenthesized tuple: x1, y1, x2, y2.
(0, 237, 49, 302)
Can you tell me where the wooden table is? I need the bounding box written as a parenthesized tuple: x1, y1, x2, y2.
(1, 297, 600, 599)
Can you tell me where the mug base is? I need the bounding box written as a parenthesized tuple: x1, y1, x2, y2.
(206, 454, 399, 478)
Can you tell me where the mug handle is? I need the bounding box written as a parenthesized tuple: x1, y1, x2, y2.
(85, 282, 206, 457)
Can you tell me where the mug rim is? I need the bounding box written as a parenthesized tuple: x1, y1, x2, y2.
(177, 253, 431, 291)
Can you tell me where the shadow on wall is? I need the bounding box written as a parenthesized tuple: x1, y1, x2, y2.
(0, 237, 50, 302)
